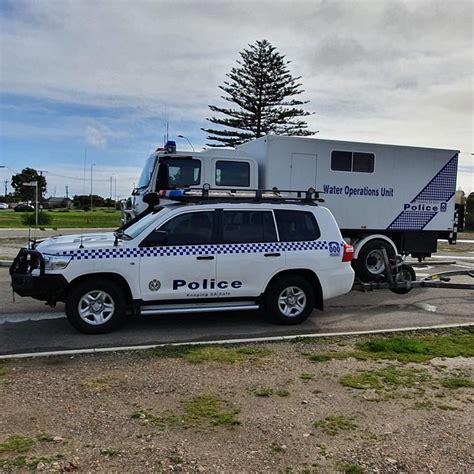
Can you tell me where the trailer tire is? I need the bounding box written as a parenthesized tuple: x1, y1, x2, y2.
(66, 278, 127, 334)
(354, 239, 396, 282)
(264, 275, 314, 325)
(390, 264, 416, 295)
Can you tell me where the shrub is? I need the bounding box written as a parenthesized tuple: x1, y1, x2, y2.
(21, 212, 53, 226)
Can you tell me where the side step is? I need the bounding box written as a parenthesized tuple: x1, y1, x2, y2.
(140, 301, 260, 316)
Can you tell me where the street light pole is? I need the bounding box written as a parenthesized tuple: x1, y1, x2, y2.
(177, 135, 195, 151)
(90, 163, 95, 210)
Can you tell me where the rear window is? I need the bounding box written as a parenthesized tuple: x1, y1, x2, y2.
(222, 210, 277, 243)
(274, 210, 320, 242)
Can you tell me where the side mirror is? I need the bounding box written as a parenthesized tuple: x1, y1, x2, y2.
(140, 230, 168, 247)
(143, 192, 161, 207)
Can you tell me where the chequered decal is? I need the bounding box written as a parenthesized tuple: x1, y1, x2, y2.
(62, 240, 336, 261)
(388, 154, 457, 230)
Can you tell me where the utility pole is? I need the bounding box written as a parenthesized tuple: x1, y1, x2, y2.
(109, 176, 112, 201)
(65, 185, 69, 199)
(3, 180, 7, 196)
(90, 163, 95, 210)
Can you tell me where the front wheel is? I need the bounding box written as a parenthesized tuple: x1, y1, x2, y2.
(264, 275, 315, 325)
(66, 279, 127, 334)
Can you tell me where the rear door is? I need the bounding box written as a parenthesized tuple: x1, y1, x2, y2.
(290, 153, 317, 190)
(215, 209, 285, 298)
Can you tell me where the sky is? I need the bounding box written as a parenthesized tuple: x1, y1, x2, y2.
(0, 0, 473, 199)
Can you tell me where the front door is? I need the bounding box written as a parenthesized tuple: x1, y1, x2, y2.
(139, 210, 217, 301)
(290, 153, 317, 191)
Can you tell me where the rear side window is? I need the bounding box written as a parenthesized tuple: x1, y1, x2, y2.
(222, 210, 277, 243)
(275, 210, 320, 242)
(215, 161, 250, 187)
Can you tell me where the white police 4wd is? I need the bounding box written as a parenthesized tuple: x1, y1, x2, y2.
(10, 189, 355, 334)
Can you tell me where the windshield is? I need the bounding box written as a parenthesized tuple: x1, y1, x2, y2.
(122, 207, 169, 240)
(137, 155, 157, 189)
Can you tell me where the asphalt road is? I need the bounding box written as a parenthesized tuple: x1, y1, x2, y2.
(1, 259, 473, 356)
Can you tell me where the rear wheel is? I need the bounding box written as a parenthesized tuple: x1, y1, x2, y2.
(354, 239, 396, 282)
(66, 279, 127, 334)
(264, 275, 315, 325)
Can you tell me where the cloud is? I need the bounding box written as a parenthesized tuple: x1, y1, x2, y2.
(84, 125, 108, 149)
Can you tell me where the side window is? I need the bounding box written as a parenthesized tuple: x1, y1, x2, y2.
(274, 210, 320, 242)
(158, 211, 214, 246)
(215, 161, 250, 187)
(331, 150, 374, 173)
(222, 211, 277, 244)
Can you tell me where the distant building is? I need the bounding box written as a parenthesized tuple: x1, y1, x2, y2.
(44, 197, 73, 209)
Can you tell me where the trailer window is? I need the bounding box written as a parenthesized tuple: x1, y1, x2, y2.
(165, 159, 201, 187)
(222, 210, 276, 243)
(274, 210, 320, 242)
(215, 161, 250, 187)
(331, 151, 374, 173)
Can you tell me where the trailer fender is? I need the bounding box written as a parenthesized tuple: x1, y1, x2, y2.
(352, 234, 398, 260)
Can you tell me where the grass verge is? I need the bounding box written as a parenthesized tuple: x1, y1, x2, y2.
(147, 345, 271, 364)
(314, 416, 358, 436)
(305, 330, 474, 364)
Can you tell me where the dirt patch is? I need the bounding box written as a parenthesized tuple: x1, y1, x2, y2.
(1, 333, 473, 472)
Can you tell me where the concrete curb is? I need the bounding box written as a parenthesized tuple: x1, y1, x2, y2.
(0, 260, 12, 267)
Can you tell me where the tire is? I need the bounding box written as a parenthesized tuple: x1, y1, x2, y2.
(354, 239, 396, 282)
(390, 264, 416, 295)
(66, 278, 127, 334)
(264, 275, 315, 325)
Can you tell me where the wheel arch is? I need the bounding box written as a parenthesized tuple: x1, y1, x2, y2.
(264, 269, 323, 310)
(352, 234, 398, 260)
(68, 272, 134, 304)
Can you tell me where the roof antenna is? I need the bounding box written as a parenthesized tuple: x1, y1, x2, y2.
(79, 146, 87, 249)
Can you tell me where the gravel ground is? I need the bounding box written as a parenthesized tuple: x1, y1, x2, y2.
(1, 333, 473, 473)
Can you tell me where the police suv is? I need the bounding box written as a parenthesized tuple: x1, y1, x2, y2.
(10, 188, 355, 334)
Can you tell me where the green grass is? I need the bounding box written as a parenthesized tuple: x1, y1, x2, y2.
(0, 434, 56, 454)
(148, 345, 271, 364)
(299, 373, 315, 381)
(0, 454, 64, 470)
(0, 209, 120, 229)
(131, 394, 240, 430)
(254, 387, 274, 397)
(440, 377, 474, 389)
(0, 436, 37, 454)
(340, 366, 431, 390)
(313, 415, 358, 436)
(336, 462, 364, 474)
(305, 331, 474, 364)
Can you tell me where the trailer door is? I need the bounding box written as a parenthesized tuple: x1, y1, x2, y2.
(290, 153, 317, 190)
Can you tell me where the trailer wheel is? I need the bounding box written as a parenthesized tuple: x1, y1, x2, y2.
(390, 264, 416, 295)
(354, 239, 396, 282)
(66, 278, 127, 334)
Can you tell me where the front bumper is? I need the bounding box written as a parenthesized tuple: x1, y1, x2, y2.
(10, 249, 68, 303)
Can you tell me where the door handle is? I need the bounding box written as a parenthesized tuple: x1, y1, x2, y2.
(264, 252, 281, 257)
(196, 255, 215, 260)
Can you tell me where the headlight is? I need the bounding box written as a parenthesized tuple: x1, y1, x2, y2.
(43, 254, 72, 271)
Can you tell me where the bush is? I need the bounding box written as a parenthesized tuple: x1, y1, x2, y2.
(21, 212, 53, 226)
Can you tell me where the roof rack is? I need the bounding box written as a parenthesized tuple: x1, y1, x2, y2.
(159, 185, 325, 204)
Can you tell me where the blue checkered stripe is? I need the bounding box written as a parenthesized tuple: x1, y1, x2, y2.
(388, 154, 457, 230)
(63, 240, 331, 261)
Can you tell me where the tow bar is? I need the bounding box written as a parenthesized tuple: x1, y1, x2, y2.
(353, 248, 474, 293)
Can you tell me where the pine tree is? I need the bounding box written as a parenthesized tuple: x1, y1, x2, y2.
(202, 39, 315, 147)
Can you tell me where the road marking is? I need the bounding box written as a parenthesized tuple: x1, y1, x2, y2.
(0, 313, 65, 324)
(413, 302, 437, 313)
(1, 322, 472, 360)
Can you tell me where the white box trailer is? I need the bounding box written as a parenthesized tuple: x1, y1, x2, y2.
(124, 136, 459, 281)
